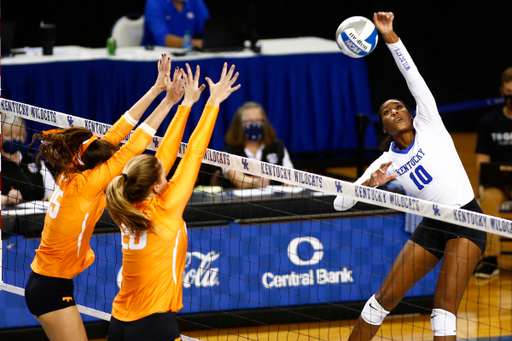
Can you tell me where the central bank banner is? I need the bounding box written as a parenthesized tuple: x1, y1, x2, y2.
(1, 214, 439, 328)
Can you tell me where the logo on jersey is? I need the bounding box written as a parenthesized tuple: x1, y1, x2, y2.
(266, 153, 279, 164)
(28, 162, 39, 173)
(491, 132, 512, 146)
(62, 297, 73, 302)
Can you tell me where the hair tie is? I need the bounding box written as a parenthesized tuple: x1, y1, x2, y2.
(75, 135, 100, 166)
(121, 173, 128, 181)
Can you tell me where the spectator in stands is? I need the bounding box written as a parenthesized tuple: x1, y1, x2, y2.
(214, 101, 294, 189)
(474, 66, 512, 278)
(141, 0, 209, 49)
(1, 114, 55, 206)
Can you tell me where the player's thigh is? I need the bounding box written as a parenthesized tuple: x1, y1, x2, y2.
(434, 237, 481, 311)
(377, 240, 440, 310)
(37, 305, 87, 341)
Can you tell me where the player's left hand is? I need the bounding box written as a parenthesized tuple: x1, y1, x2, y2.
(182, 63, 206, 107)
(154, 53, 172, 93)
(165, 67, 186, 104)
(369, 161, 397, 187)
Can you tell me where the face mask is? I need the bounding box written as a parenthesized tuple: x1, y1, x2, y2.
(244, 123, 263, 142)
(2, 139, 24, 154)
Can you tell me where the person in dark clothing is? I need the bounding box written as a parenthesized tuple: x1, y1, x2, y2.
(1, 113, 55, 206)
(211, 101, 294, 189)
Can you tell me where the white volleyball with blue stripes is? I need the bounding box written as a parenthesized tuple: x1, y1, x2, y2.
(336, 16, 378, 58)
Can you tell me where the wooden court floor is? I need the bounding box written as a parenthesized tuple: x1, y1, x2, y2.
(92, 270, 512, 341)
(182, 270, 512, 341)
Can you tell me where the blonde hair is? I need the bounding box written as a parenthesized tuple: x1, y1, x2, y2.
(105, 154, 163, 233)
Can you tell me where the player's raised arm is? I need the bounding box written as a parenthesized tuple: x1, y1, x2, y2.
(102, 53, 173, 145)
(142, 66, 186, 131)
(127, 53, 173, 121)
(160, 63, 240, 214)
(156, 63, 206, 173)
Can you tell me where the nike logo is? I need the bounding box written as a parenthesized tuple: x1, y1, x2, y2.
(62, 297, 73, 302)
(431, 314, 437, 319)
(369, 303, 378, 310)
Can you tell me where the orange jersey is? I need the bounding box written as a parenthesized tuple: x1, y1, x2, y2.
(31, 116, 154, 279)
(112, 104, 218, 321)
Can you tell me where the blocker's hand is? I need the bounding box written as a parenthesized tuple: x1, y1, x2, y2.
(206, 63, 241, 107)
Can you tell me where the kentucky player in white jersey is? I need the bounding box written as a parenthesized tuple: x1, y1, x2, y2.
(335, 12, 486, 341)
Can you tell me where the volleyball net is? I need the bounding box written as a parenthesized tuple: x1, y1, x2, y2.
(1, 98, 512, 340)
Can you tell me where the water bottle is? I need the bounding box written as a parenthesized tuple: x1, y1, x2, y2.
(182, 30, 192, 51)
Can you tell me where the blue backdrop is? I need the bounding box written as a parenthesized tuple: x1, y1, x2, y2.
(2, 53, 377, 153)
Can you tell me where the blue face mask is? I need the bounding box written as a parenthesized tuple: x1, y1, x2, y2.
(2, 139, 24, 154)
(244, 123, 264, 142)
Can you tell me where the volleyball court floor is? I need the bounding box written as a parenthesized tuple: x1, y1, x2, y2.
(90, 270, 512, 341)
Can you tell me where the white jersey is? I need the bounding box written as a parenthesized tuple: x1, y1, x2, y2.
(334, 39, 474, 211)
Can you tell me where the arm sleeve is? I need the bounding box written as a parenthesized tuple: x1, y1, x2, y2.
(145, 0, 172, 46)
(333, 153, 391, 211)
(101, 113, 137, 146)
(158, 104, 219, 216)
(82, 127, 154, 198)
(155, 105, 191, 175)
(386, 39, 443, 130)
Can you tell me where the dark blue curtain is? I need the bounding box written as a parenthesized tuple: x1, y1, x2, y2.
(2, 53, 375, 153)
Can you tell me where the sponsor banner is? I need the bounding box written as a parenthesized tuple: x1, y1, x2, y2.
(0, 215, 439, 328)
(3, 98, 511, 238)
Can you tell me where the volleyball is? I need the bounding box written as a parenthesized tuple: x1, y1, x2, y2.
(336, 16, 378, 58)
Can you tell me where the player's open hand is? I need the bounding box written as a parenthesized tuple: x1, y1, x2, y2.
(206, 63, 241, 107)
(154, 53, 172, 93)
(369, 161, 397, 187)
(165, 67, 186, 104)
(182, 63, 206, 107)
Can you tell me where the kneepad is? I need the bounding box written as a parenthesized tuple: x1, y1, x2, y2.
(430, 308, 456, 336)
(361, 295, 390, 325)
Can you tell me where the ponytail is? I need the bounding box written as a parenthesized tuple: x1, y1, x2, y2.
(105, 154, 163, 234)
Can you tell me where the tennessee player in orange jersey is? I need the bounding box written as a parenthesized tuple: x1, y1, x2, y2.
(24, 54, 188, 341)
(104, 62, 240, 341)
